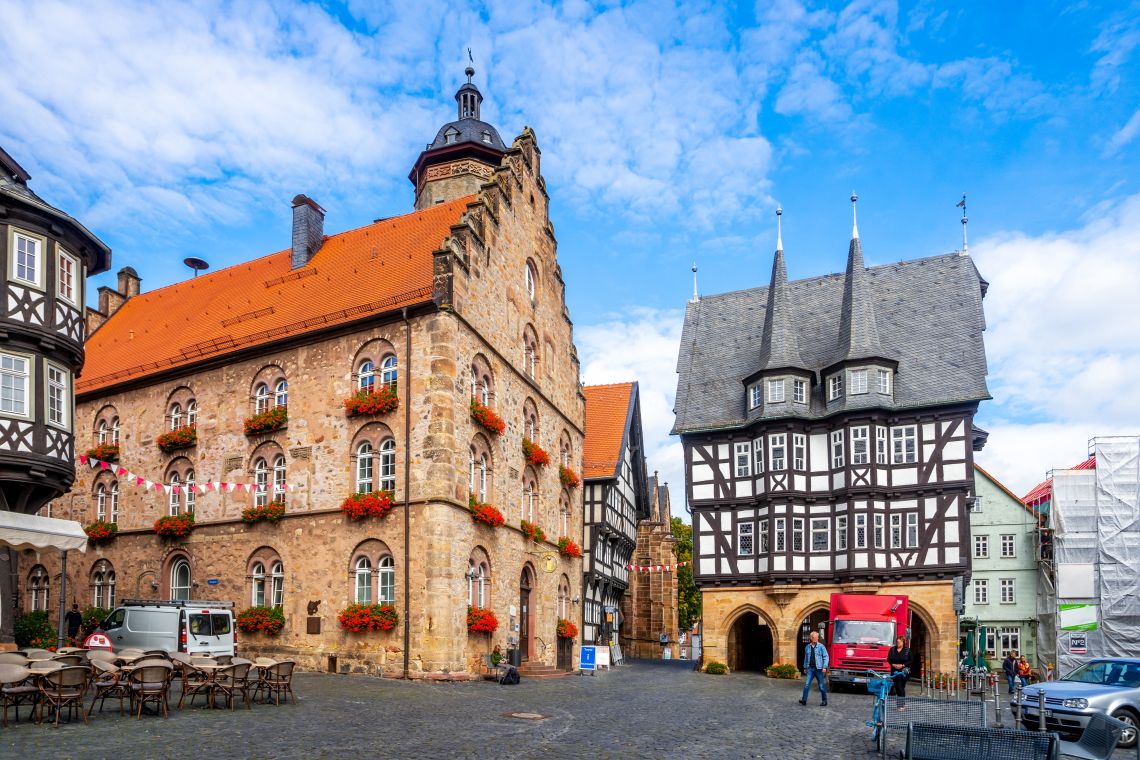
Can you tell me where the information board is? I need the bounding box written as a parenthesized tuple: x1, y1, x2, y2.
(1069, 632, 1088, 654)
(579, 645, 596, 672)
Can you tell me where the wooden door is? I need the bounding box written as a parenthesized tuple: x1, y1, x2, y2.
(519, 568, 532, 662)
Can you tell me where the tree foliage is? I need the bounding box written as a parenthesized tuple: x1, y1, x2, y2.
(671, 517, 702, 633)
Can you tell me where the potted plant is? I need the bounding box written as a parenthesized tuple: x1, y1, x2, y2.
(558, 465, 580, 488)
(467, 606, 499, 634)
(243, 406, 287, 436)
(86, 442, 120, 462)
(469, 398, 505, 436)
(343, 384, 399, 416)
(242, 501, 286, 525)
(236, 605, 286, 635)
(340, 491, 395, 521)
(155, 425, 197, 454)
(520, 520, 545, 544)
(468, 494, 505, 528)
(556, 618, 578, 639)
(154, 512, 195, 539)
(337, 603, 399, 633)
(84, 520, 118, 543)
(522, 438, 550, 467)
(556, 537, 582, 558)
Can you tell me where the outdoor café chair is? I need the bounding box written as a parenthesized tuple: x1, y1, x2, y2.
(142, 650, 169, 658)
(128, 664, 172, 719)
(87, 650, 118, 665)
(30, 660, 62, 671)
(0, 653, 28, 666)
(87, 660, 129, 718)
(178, 662, 213, 709)
(37, 665, 89, 726)
(0, 664, 38, 727)
(23, 650, 53, 661)
(212, 663, 251, 710)
(52, 654, 85, 666)
(255, 661, 295, 706)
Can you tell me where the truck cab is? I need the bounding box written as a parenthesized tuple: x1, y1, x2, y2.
(827, 593, 909, 686)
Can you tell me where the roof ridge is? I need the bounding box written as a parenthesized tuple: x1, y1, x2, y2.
(584, 381, 636, 389)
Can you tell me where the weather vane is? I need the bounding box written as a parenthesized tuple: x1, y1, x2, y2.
(957, 193, 968, 253)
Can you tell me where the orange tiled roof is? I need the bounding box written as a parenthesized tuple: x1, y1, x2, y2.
(582, 382, 636, 480)
(78, 196, 474, 395)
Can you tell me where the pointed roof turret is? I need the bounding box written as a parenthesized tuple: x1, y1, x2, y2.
(757, 206, 806, 371)
(835, 193, 890, 363)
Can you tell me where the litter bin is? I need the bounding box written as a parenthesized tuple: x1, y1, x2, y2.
(508, 648, 521, 667)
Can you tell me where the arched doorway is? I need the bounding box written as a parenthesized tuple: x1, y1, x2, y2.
(909, 609, 931, 678)
(727, 611, 774, 672)
(795, 607, 830, 671)
(519, 566, 534, 662)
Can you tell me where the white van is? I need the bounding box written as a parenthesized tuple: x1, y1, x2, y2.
(96, 600, 236, 656)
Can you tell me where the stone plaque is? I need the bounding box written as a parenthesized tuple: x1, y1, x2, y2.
(290, 446, 312, 460)
(307, 616, 321, 635)
(224, 456, 242, 472)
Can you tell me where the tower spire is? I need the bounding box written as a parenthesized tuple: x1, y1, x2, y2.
(776, 204, 783, 251)
(958, 192, 968, 253)
(850, 192, 859, 240)
(690, 263, 699, 303)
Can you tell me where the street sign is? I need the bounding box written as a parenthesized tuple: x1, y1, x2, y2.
(579, 645, 596, 672)
(1069, 632, 1088, 654)
(207, 579, 220, 586)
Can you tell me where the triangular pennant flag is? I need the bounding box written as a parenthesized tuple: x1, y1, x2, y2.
(244, 484, 253, 493)
(78, 455, 88, 465)
(100, 461, 110, 471)
(163, 485, 172, 495)
(145, 480, 154, 490)
(116, 466, 127, 476)
(206, 481, 215, 492)
(227, 483, 237, 493)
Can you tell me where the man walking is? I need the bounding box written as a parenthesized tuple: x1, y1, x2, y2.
(65, 604, 83, 643)
(800, 630, 829, 706)
(1002, 650, 1018, 694)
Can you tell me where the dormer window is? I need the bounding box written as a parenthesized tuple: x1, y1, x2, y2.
(748, 384, 762, 410)
(877, 369, 891, 394)
(482, 130, 492, 144)
(445, 128, 459, 145)
(767, 378, 785, 403)
(828, 374, 843, 400)
(792, 379, 806, 404)
(849, 369, 868, 395)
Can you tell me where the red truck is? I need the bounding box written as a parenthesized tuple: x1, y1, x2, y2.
(826, 593, 909, 686)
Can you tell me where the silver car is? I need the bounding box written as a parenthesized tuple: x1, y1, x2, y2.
(1015, 658, 1140, 748)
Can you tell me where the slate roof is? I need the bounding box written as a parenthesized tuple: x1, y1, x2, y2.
(427, 118, 507, 152)
(755, 249, 805, 371)
(673, 250, 990, 434)
(78, 195, 473, 395)
(583, 382, 637, 480)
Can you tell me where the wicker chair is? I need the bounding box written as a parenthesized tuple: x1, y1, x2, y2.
(142, 650, 169, 658)
(52, 654, 85, 667)
(0, 653, 29, 666)
(256, 661, 296, 705)
(177, 663, 212, 709)
(30, 660, 61, 671)
(0, 664, 38, 727)
(212, 663, 251, 710)
(87, 660, 129, 717)
(38, 665, 89, 726)
(128, 664, 172, 719)
(87, 650, 118, 666)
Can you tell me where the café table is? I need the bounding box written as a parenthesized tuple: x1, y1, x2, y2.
(188, 663, 226, 709)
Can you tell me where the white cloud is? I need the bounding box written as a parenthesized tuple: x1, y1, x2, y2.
(972, 192, 1140, 495)
(1104, 109, 1140, 156)
(576, 308, 687, 519)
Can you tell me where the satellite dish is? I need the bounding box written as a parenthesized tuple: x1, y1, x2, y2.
(183, 257, 209, 277)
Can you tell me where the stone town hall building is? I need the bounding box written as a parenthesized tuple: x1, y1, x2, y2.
(673, 203, 990, 676)
(25, 69, 587, 677)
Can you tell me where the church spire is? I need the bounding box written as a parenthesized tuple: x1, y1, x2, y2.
(836, 195, 888, 363)
(455, 65, 483, 120)
(758, 206, 805, 371)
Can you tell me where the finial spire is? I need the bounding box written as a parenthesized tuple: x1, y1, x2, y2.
(466, 48, 474, 82)
(776, 205, 783, 251)
(691, 262, 699, 303)
(958, 192, 968, 253)
(850, 192, 859, 240)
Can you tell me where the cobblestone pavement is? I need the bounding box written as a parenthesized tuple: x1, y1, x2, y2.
(1, 660, 1129, 759)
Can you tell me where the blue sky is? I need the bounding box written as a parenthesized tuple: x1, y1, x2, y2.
(3, 0, 1139, 501)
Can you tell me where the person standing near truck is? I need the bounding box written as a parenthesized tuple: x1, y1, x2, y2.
(799, 630, 829, 707)
(887, 636, 911, 706)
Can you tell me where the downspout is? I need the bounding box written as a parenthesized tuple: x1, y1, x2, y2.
(402, 307, 411, 679)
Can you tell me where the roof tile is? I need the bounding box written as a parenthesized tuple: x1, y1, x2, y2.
(583, 382, 635, 480)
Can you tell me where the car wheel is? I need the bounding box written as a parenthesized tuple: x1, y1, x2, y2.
(1112, 709, 1139, 749)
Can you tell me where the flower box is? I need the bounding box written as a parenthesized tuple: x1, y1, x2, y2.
(556, 618, 578, 639)
(468, 495, 505, 528)
(337, 603, 399, 633)
(522, 438, 550, 467)
(236, 605, 286, 635)
(467, 606, 498, 634)
(558, 465, 580, 488)
(340, 491, 394, 521)
(243, 406, 287, 436)
(156, 425, 197, 454)
(520, 520, 545, 544)
(84, 520, 118, 543)
(557, 537, 582, 559)
(469, 399, 505, 436)
(242, 501, 286, 525)
(154, 512, 195, 539)
(86, 443, 119, 462)
(344, 385, 399, 417)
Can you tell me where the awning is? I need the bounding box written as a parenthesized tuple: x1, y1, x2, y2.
(0, 510, 88, 553)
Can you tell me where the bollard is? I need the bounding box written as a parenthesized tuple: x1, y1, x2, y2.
(992, 674, 1004, 728)
(1038, 689, 1047, 732)
(1013, 683, 1023, 731)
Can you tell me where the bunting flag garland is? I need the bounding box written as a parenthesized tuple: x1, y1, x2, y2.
(624, 560, 690, 573)
(78, 454, 299, 494)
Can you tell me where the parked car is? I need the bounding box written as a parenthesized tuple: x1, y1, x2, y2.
(1014, 658, 1140, 748)
(94, 599, 236, 657)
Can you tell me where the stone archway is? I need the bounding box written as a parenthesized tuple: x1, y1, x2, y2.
(794, 605, 831, 672)
(907, 603, 936, 678)
(726, 609, 775, 672)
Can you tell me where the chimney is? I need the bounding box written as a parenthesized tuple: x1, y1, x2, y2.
(117, 266, 141, 298)
(291, 194, 325, 269)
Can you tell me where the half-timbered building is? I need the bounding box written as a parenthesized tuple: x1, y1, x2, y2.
(673, 202, 990, 674)
(581, 382, 651, 645)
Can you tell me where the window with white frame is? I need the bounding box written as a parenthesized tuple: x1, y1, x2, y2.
(379, 439, 396, 492)
(355, 557, 372, 603)
(999, 627, 1020, 654)
(737, 522, 754, 555)
(769, 433, 786, 470)
(891, 426, 917, 464)
(254, 383, 270, 414)
(971, 495, 984, 513)
(378, 556, 395, 603)
(760, 519, 769, 553)
(29, 566, 48, 611)
(251, 562, 266, 606)
(169, 473, 182, 515)
(974, 578, 988, 604)
(1001, 534, 1016, 558)
(253, 458, 268, 507)
(974, 535, 989, 558)
(11, 230, 43, 287)
(358, 442, 374, 492)
(792, 518, 805, 552)
(753, 438, 764, 474)
(112, 417, 119, 444)
(170, 403, 183, 430)
(749, 384, 763, 409)
(270, 561, 284, 607)
(890, 513, 902, 548)
(358, 359, 375, 390)
(1000, 578, 1016, 604)
(478, 454, 488, 502)
(525, 260, 537, 301)
(57, 248, 79, 305)
(272, 455, 286, 503)
(380, 355, 398, 387)
(855, 513, 867, 548)
(775, 518, 786, 552)
(274, 379, 288, 408)
(829, 374, 843, 400)
(46, 364, 68, 429)
(874, 513, 885, 548)
(793, 379, 806, 404)
(876, 427, 887, 465)
(877, 369, 891, 394)
(467, 560, 487, 608)
(831, 430, 844, 469)
(734, 442, 751, 478)
(851, 426, 869, 465)
(811, 517, 829, 552)
(184, 400, 196, 428)
(906, 513, 917, 547)
(171, 559, 192, 602)
(849, 369, 868, 394)
(767, 378, 785, 403)
(0, 353, 30, 417)
(836, 515, 848, 550)
(793, 434, 806, 470)
(185, 469, 196, 513)
(96, 484, 108, 521)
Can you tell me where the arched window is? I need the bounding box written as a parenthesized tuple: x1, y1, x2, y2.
(560, 492, 570, 537)
(274, 379, 288, 408)
(171, 559, 192, 601)
(558, 576, 570, 619)
(110, 482, 119, 523)
(28, 565, 49, 611)
(560, 432, 572, 468)
(111, 417, 120, 444)
(186, 400, 197, 427)
(378, 556, 395, 604)
(479, 454, 488, 502)
(185, 469, 196, 513)
(93, 571, 105, 608)
(525, 259, 537, 301)
(380, 355, 397, 388)
(170, 403, 183, 431)
(358, 359, 375, 391)
(468, 447, 476, 495)
(251, 562, 266, 606)
(468, 559, 488, 608)
(97, 420, 108, 444)
(470, 356, 493, 405)
(254, 383, 270, 414)
(378, 439, 395, 492)
(169, 473, 181, 515)
(96, 484, 108, 521)
(272, 455, 287, 503)
(523, 326, 538, 378)
(354, 557, 372, 604)
(523, 401, 539, 441)
(270, 561, 284, 608)
(356, 441, 374, 493)
(521, 472, 537, 523)
(253, 457, 268, 507)
(106, 571, 116, 609)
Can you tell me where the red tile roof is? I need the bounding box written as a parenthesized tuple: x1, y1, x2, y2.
(79, 196, 473, 395)
(1022, 455, 1096, 508)
(582, 382, 635, 480)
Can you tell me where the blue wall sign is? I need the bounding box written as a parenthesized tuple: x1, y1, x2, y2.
(207, 579, 220, 586)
